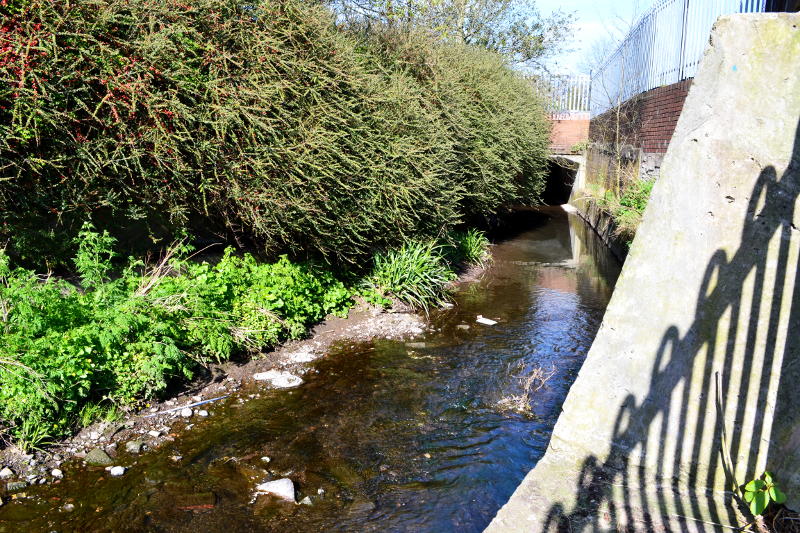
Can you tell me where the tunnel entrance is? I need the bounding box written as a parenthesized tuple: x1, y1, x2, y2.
(540, 156, 579, 206)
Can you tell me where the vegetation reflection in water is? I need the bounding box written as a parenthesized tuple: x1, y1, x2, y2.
(0, 212, 620, 533)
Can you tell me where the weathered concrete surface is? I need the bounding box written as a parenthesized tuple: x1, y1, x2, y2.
(567, 156, 630, 262)
(488, 13, 800, 532)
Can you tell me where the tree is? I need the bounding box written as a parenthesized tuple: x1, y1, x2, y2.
(328, 0, 574, 69)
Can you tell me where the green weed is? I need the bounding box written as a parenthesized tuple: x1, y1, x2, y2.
(743, 471, 787, 516)
(367, 241, 457, 312)
(449, 229, 492, 268)
(0, 225, 488, 449)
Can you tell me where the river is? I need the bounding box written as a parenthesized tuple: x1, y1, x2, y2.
(0, 211, 620, 533)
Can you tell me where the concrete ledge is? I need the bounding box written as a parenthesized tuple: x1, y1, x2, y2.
(488, 12, 800, 532)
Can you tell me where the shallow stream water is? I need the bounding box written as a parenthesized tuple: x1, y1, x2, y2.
(0, 211, 620, 533)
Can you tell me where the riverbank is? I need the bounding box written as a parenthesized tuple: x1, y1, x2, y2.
(0, 260, 486, 498)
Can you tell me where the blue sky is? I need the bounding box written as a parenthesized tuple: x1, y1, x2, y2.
(537, 0, 647, 74)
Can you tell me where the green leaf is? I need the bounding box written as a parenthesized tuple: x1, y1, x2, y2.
(744, 490, 755, 503)
(745, 479, 765, 492)
(770, 486, 787, 505)
(750, 491, 768, 516)
(763, 471, 773, 484)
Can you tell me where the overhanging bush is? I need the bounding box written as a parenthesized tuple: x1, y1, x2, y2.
(0, 0, 549, 266)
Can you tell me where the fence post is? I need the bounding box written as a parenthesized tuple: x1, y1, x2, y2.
(678, 0, 690, 79)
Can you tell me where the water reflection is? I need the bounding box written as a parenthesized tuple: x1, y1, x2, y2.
(0, 212, 620, 533)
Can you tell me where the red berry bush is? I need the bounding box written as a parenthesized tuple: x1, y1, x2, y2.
(0, 0, 549, 266)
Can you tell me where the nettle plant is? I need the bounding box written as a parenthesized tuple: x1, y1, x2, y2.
(743, 471, 787, 516)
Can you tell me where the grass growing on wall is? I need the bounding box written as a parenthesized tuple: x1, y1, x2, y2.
(584, 177, 655, 243)
(0, 226, 491, 450)
(0, 0, 549, 267)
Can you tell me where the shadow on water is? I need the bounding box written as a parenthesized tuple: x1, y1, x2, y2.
(540, 120, 800, 532)
(0, 213, 620, 533)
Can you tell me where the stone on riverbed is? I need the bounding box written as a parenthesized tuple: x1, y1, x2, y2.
(6, 481, 27, 492)
(254, 478, 295, 502)
(85, 448, 113, 466)
(252, 370, 303, 388)
(125, 440, 145, 454)
(285, 349, 318, 364)
(0, 467, 13, 480)
(109, 466, 126, 477)
(476, 315, 497, 326)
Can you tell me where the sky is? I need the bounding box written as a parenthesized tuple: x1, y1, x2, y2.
(536, 0, 648, 75)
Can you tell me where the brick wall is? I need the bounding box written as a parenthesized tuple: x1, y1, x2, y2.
(549, 111, 590, 154)
(589, 79, 692, 155)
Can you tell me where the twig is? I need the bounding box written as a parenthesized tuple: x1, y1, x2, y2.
(143, 395, 229, 418)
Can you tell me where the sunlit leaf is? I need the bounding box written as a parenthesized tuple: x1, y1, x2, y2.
(771, 487, 787, 505)
(750, 491, 768, 516)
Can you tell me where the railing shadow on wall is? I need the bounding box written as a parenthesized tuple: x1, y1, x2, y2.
(539, 119, 800, 532)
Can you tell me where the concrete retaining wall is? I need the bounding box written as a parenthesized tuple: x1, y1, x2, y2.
(488, 13, 800, 532)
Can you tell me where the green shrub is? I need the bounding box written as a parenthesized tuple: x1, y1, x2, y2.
(0, 222, 490, 449)
(0, 0, 548, 266)
(448, 228, 491, 267)
(367, 241, 457, 312)
(0, 228, 355, 449)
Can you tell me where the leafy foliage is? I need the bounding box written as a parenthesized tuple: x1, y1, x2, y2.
(0, 0, 549, 266)
(0, 225, 489, 449)
(367, 241, 457, 312)
(366, 229, 490, 311)
(0, 228, 353, 449)
(743, 471, 787, 516)
(449, 228, 491, 267)
(329, 0, 574, 68)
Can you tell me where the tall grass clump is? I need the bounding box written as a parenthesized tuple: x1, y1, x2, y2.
(0, 0, 549, 266)
(368, 242, 457, 312)
(366, 228, 492, 311)
(449, 228, 491, 268)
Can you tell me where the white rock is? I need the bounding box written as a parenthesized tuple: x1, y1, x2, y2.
(109, 466, 126, 477)
(51, 469, 64, 479)
(286, 350, 318, 364)
(198, 410, 209, 417)
(255, 478, 295, 502)
(252, 370, 303, 388)
(148, 430, 162, 438)
(476, 315, 497, 326)
(261, 456, 271, 463)
(442, 302, 455, 309)
(0, 467, 13, 480)
(191, 395, 202, 402)
(89, 431, 101, 441)
(180, 408, 193, 418)
(299, 496, 312, 505)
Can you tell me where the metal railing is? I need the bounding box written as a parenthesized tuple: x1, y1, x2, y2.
(527, 74, 591, 116)
(590, 0, 767, 116)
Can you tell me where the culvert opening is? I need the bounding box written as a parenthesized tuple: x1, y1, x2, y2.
(541, 157, 579, 206)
